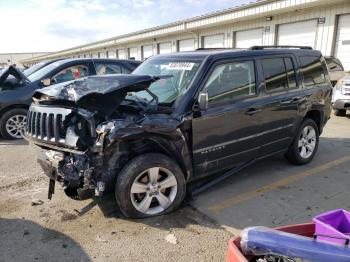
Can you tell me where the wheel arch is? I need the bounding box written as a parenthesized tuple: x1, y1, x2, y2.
(0, 104, 29, 118)
(304, 109, 324, 134)
(105, 132, 193, 182)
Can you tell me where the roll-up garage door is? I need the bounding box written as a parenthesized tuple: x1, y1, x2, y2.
(142, 45, 153, 60)
(158, 42, 172, 54)
(235, 28, 263, 48)
(277, 20, 317, 48)
(92, 53, 98, 58)
(99, 52, 106, 58)
(128, 47, 138, 60)
(178, 39, 195, 52)
(203, 34, 225, 48)
(118, 49, 126, 59)
(335, 14, 350, 71)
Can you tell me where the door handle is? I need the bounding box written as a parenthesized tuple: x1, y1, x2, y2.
(280, 97, 302, 105)
(245, 108, 262, 116)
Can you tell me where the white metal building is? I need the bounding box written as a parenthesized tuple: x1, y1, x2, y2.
(21, 0, 350, 71)
(0, 52, 50, 68)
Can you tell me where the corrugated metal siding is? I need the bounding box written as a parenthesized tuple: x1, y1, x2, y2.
(22, 0, 350, 64)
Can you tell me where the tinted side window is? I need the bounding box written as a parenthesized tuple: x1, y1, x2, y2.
(121, 66, 131, 74)
(95, 62, 122, 75)
(205, 61, 256, 103)
(262, 58, 288, 92)
(52, 64, 89, 84)
(299, 56, 326, 87)
(284, 58, 297, 89)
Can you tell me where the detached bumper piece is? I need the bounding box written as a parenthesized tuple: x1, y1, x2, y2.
(48, 178, 55, 200)
(34, 147, 103, 201)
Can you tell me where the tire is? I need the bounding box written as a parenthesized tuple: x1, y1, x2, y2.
(115, 153, 186, 218)
(285, 118, 319, 165)
(0, 108, 27, 140)
(334, 109, 346, 117)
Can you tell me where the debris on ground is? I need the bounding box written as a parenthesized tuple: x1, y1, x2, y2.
(96, 235, 108, 243)
(73, 209, 81, 215)
(60, 211, 78, 222)
(31, 199, 44, 206)
(165, 233, 177, 245)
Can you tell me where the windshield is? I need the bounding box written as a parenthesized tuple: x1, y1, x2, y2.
(24, 61, 47, 76)
(28, 62, 62, 82)
(132, 58, 202, 103)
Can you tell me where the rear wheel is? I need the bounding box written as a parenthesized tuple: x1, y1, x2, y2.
(285, 118, 319, 165)
(0, 108, 27, 140)
(334, 109, 346, 117)
(115, 153, 186, 218)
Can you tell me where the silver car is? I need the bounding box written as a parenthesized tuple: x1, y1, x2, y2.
(332, 75, 350, 116)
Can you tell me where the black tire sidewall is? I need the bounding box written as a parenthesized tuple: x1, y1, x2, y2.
(115, 153, 186, 218)
(334, 109, 346, 117)
(0, 108, 27, 140)
(288, 119, 319, 165)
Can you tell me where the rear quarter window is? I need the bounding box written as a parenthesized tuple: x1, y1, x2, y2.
(261, 57, 297, 92)
(299, 56, 326, 87)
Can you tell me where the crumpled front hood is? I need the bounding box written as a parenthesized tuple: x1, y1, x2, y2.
(33, 74, 159, 103)
(33, 74, 161, 116)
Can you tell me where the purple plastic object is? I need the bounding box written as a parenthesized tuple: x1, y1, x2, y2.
(313, 209, 350, 245)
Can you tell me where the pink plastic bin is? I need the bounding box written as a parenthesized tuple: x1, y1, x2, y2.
(313, 209, 350, 245)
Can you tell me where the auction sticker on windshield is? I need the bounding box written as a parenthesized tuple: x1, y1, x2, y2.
(167, 62, 195, 71)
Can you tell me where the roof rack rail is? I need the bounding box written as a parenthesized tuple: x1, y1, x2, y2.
(249, 45, 313, 50)
(195, 48, 235, 51)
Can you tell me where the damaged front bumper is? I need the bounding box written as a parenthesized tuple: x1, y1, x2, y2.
(33, 145, 105, 200)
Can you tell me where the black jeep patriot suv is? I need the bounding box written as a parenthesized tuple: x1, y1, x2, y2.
(25, 46, 332, 218)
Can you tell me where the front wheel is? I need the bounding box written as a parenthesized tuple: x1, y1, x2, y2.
(115, 153, 186, 218)
(285, 119, 319, 165)
(0, 108, 27, 140)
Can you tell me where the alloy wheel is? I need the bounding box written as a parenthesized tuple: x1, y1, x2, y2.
(298, 125, 316, 159)
(5, 115, 26, 139)
(130, 167, 178, 215)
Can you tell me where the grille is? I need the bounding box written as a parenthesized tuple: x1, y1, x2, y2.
(25, 105, 72, 144)
(343, 86, 350, 95)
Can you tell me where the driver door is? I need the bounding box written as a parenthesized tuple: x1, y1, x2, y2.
(192, 58, 265, 177)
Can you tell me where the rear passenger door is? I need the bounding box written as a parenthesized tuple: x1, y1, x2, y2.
(192, 58, 265, 177)
(257, 55, 305, 156)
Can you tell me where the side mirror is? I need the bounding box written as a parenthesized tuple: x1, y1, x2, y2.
(198, 91, 208, 111)
(41, 78, 51, 87)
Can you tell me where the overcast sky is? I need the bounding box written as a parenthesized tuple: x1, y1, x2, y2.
(0, 0, 253, 53)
